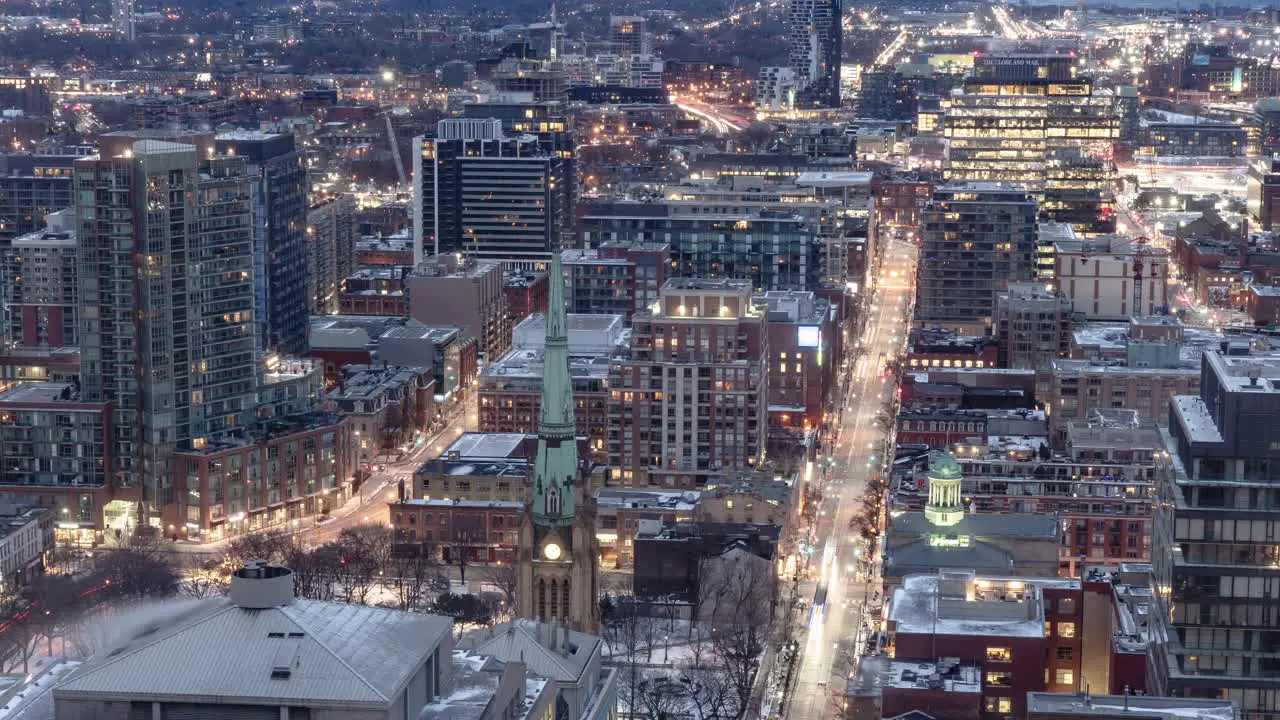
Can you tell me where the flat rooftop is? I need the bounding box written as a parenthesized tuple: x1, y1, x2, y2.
(415, 458, 528, 479)
(595, 488, 700, 512)
(443, 432, 532, 460)
(0, 382, 82, 405)
(1025, 692, 1236, 719)
(890, 572, 1080, 639)
(1207, 351, 1280, 393)
(482, 349, 612, 381)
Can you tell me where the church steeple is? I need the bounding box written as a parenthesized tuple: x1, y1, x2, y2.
(530, 249, 578, 526)
(517, 248, 600, 636)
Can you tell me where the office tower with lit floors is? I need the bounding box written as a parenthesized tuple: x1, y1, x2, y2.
(944, 53, 1119, 232)
(75, 132, 259, 529)
(412, 118, 573, 265)
(787, 0, 842, 109)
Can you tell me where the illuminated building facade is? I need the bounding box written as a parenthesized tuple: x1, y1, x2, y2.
(581, 201, 823, 291)
(412, 118, 573, 264)
(944, 54, 1118, 232)
(608, 278, 768, 489)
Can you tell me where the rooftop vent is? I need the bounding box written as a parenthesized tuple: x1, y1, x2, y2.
(231, 561, 296, 609)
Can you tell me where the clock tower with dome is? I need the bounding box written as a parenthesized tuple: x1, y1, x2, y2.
(515, 250, 600, 635)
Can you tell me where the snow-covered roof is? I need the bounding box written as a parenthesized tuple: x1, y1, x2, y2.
(455, 619, 598, 683)
(1170, 395, 1224, 444)
(1026, 692, 1235, 719)
(54, 598, 453, 707)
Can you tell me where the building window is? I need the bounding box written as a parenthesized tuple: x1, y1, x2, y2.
(1055, 669, 1074, 686)
(985, 671, 1012, 687)
(1057, 646, 1074, 661)
(1058, 597, 1075, 615)
(986, 647, 1012, 662)
(1058, 622, 1076, 638)
(984, 697, 1013, 713)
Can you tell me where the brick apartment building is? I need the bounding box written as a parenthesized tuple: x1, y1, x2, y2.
(888, 572, 1091, 719)
(608, 278, 768, 489)
(166, 413, 353, 539)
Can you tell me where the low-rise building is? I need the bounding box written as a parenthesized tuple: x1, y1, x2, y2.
(895, 409, 990, 450)
(905, 328, 999, 371)
(845, 655, 982, 720)
(893, 412, 1160, 575)
(308, 316, 475, 400)
(884, 454, 1061, 585)
(0, 382, 115, 545)
(452, 619, 618, 720)
(329, 364, 435, 459)
(1025, 692, 1236, 720)
(631, 521, 780, 601)
(0, 504, 50, 590)
(887, 572, 1091, 718)
(53, 562, 458, 720)
(338, 266, 409, 316)
(390, 497, 522, 564)
(696, 473, 796, 528)
(594, 488, 698, 569)
(166, 413, 353, 540)
(1047, 360, 1199, 441)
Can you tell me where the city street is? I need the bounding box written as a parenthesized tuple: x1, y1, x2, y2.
(300, 394, 478, 546)
(784, 239, 917, 720)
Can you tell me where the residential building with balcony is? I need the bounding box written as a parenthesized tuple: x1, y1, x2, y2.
(1, 208, 77, 350)
(561, 242, 669, 320)
(608, 278, 768, 489)
(1151, 350, 1280, 720)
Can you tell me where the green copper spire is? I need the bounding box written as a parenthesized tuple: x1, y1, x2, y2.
(531, 249, 578, 526)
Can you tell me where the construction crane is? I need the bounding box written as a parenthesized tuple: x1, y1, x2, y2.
(1131, 236, 1151, 316)
(384, 109, 407, 186)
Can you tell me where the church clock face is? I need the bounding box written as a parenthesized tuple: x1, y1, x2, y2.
(543, 542, 562, 560)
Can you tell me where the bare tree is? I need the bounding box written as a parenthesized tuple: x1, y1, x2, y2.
(92, 550, 179, 600)
(697, 549, 775, 716)
(638, 675, 686, 719)
(221, 530, 294, 570)
(383, 547, 442, 611)
(481, 562, 518, 611)
(681, 663, 740, 720)
(287, 546, 336, 601)
(0, 597, 41, 674)
(182, 559, 231, 599)
(333, 524, 394, 605)
(25, 575, 81, 657)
